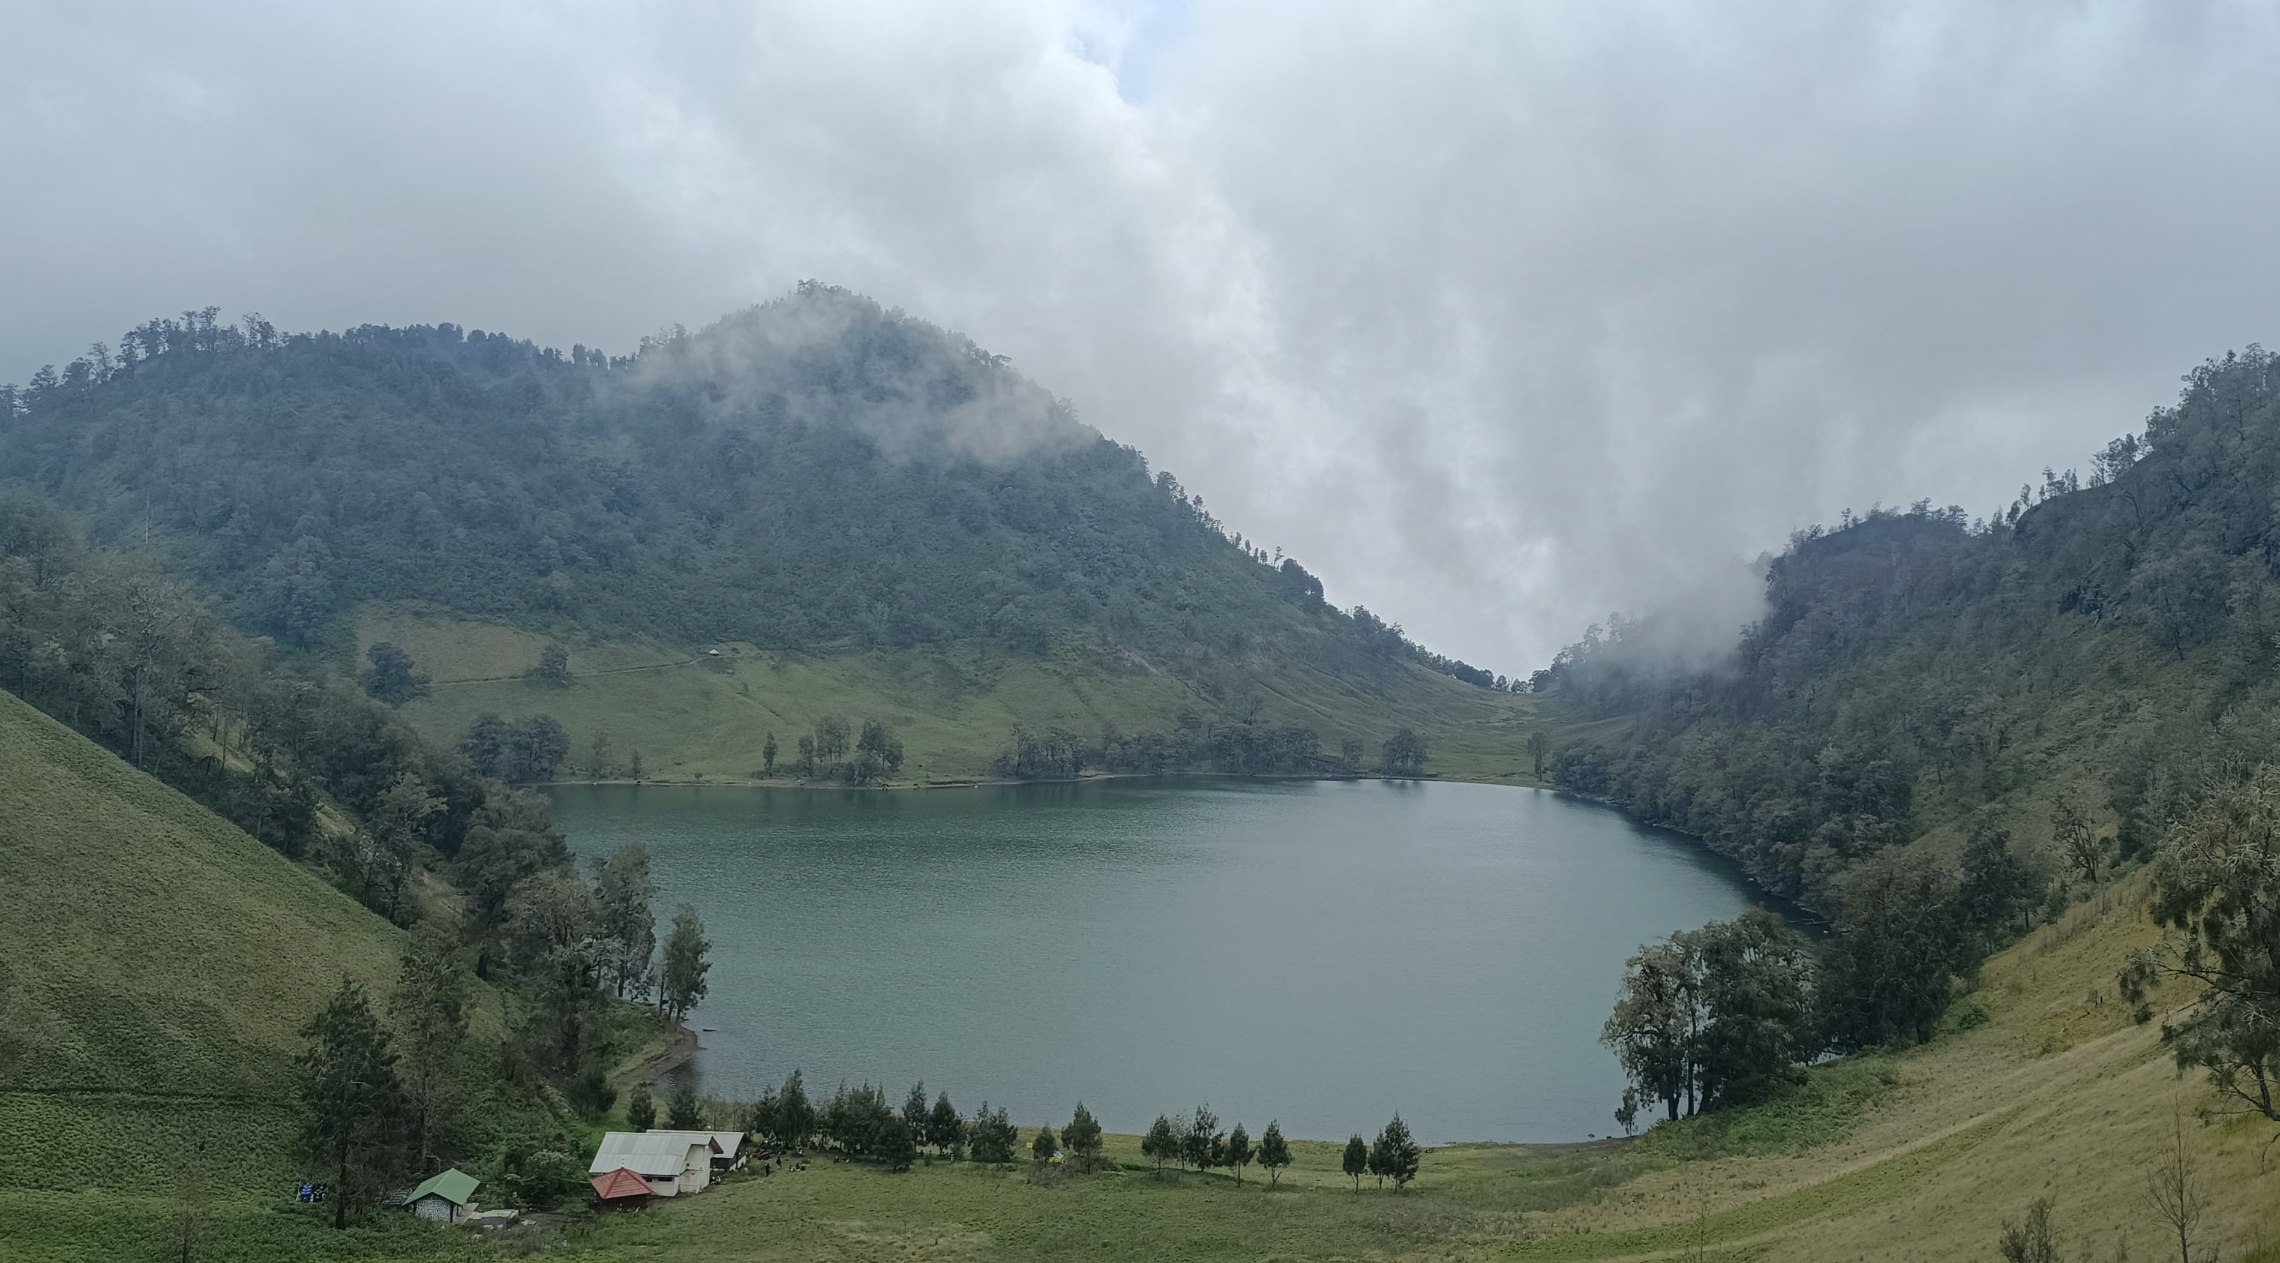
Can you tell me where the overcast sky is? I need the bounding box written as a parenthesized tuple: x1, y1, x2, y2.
(6, 1, 2278, 671)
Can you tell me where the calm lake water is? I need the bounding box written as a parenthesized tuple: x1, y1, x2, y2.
(549, 777, 1776, 1144)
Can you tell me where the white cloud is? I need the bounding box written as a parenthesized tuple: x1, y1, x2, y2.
(4, 0, 2277, 669)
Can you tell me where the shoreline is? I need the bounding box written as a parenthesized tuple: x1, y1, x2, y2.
(532, 767, 1528, 793)
(568, 773, 1791, 1153)
(615, 1022, 699, 1088)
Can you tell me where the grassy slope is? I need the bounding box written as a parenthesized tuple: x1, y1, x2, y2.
(0, 688, 484, 1259)
(358, 608, 1550, 785)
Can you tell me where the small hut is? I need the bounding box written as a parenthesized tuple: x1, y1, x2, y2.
(589, 1165, 655, 1212)
(402, 1169, 479, 1223)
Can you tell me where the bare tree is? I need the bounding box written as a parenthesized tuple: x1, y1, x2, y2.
(2145, 1106, 2212, 1263)
(2052, 798, 2102, 886)
(1999, 1197, 2060, 1263)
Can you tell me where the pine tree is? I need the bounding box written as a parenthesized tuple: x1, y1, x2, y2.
(626, 1082, 656, 1131)
(777, 1069, 814, 1151)
(1371, 1114, 1421, 1189)
(591, 844, 656, 999)
(1031, 1124, 1059, 1164)
(901, 1082, 931, 1155)
(929, 1091, 963, 1159)
(659, 905, 710, 1023)
(762, 731, 778, 775)
(388, 935, 469, 1172)
(742, 1090, 778, 1148)
(666, 1080, 705, 1130)
(968, 1103, 1018, 1163)
(296, 980, 409, 1229)
(879, 1114, 918, 1172)
(1258, 1120, 1291, 1185)
(1142, 1114, 1179, 1175)
(1183, 1103, 1221, 1172)
(1341, 1134, 1368, 1191)
(1225, 1122, 1253, 1183)
(1064, 1102, 1105, 1172)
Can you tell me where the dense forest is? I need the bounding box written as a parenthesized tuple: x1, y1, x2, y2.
(1547, 349, 2280, 1135)
(0, 287, 1507, 695)
(1540, 347, 2280, 908)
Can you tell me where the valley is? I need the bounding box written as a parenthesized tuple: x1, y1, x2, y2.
(2, 308, 2276, 1262)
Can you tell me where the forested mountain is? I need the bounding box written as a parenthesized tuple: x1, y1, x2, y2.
(1538, 347, 2280, 909)
(0, 285, 1503, 695)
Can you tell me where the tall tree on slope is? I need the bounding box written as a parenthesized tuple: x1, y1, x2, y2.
(660, 905, 711, 1025)
(297, 980, 409, 1229)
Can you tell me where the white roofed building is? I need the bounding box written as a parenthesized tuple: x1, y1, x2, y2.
(644, 1129, 749, 1171)
(588, 1132, 718, 1197)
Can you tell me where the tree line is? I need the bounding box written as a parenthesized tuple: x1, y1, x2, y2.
(991, 718, 1430, 780)
(782, 715, 906, 784)
(618, 1069, 1415, 1193)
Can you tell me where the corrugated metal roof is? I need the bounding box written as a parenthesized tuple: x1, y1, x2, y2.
(588, 1131, 715, 1177)
(405, 1168, 479, 1207)
(589, 1166, 654, 1201)
(648, 1129, 745, 1158)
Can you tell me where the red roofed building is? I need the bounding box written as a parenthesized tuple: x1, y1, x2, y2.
(589, 1165, 654, 1211)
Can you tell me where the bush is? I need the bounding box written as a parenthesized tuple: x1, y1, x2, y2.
(490, 1145, 587, 1210)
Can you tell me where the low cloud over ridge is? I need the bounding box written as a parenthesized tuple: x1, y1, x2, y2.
(5, 1, 2277, 668)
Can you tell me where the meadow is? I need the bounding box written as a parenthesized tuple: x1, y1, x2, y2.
(357, 608, 1555, 786)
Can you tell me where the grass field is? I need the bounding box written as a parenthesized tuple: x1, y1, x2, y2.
(0, 688, 415, 1187)
(355, 608, 1558, 785)
(0, 687, 428, 1257)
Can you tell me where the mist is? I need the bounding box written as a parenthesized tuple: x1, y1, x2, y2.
(5, 1, 2277, 669)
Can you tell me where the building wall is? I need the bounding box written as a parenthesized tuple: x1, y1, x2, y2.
(411, 1196, 458, 1223)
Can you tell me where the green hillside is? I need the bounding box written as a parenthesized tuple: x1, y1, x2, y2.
(354, 608, 1542, 784)
(0, 685, 456, 1255)
(0, 292, 1527, 786)
(0, 685, 405, 1125)
(1540, 347, 2280, 907)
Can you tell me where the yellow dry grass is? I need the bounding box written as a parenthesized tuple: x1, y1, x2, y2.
(1515, 879, 2279, 1262)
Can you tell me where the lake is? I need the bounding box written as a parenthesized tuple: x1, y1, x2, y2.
(549, 777, 1777, 1144)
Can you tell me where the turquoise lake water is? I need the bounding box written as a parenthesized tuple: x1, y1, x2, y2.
(549, 777, 1776, 1143)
